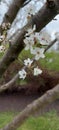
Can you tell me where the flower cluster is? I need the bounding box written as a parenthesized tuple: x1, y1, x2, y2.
(0, 45, 5, 53)
(19, 60, 42, 80)
(1, 22, 11, 31)
(0, 22, 11, 44)
(0, 35, 5, 43)
(18, 26, 46, 80)
(26, 3, 37, 22)
(24, 26, 45, 61)
(34, 67, 42, 76)
(24, 58, 33, 67)
(19, 69, 27, 80)
(31, 47, 45, 60)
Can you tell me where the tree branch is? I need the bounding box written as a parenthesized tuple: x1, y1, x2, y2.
(22, 0, 32, 7)
(0, 0, 28, 34)
(44, 38, 57, 53)
(0, 73, 19, 92)
(2, 0, 28, 24)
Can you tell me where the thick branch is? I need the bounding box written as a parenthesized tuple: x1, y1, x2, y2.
(2, 0, 27, 23)
(32, 0, 58, 31)
(1, 84, 59, 130)
(0, 0, 28, 34)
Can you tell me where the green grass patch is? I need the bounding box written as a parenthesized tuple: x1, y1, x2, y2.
(0, 111, 59, 130)
(39, 51, 59, 71)
(18, 111, 59, 130)
(0, 112, 16, 128)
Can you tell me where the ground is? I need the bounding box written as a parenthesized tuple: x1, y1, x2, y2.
(0, 91, 59, 114)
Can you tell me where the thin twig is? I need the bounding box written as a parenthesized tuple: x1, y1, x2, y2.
(44, 38, 57, 53)
(22, 0, 32, 7)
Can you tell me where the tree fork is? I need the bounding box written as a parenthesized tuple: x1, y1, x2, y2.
(0, 0, 59, 77)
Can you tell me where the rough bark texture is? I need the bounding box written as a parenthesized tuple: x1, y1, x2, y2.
(0, 30, 25, 77)
(0, 73, 18, 92)
(1, 84, 59, 130)
(32, 2, 57, 31)
(0, 0, 27, 34)
(0, 1, 58, 77)
(3, 0, 27, 23)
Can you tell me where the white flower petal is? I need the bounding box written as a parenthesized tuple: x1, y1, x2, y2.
(31, 47, 45, 60)
(34, 67, 42, 76)
(24, 35, 34, 50)
(19, 69, 27, 80)
(24, 58, 33, 67)
(0, 45, 5, 53)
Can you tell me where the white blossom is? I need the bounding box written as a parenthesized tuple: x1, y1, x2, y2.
(24, 58, 33, 67)
(34, 67, 42, 76)
(26, 3, 36, 18)
(25, 25, 36, 36)
(18, 69, 27, 80)
(24, 34, 34, 50)
(33, 32, 49, 45)
(0, 35, 5, 42)
(31, 47, 45, 60)
(2, 23, 6, 30)
(38, 36, 49, 45)
(0, 35, 5, 39)
(0, 45, 5, 52)
(34, 32, 40, 42)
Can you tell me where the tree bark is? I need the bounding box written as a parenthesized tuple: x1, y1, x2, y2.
(2, 0, 27, 23)
(1, 84, 59, 130)
(0, 73, 19, 92)
(0, 1, 58, 77)
(0, 30, 25, 77)
(0, 0, 27, 35)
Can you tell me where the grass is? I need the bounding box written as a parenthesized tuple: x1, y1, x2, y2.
(40, 51, 59, 71)
(0, 111, 59, 130)
(0, 112, 16, 128)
